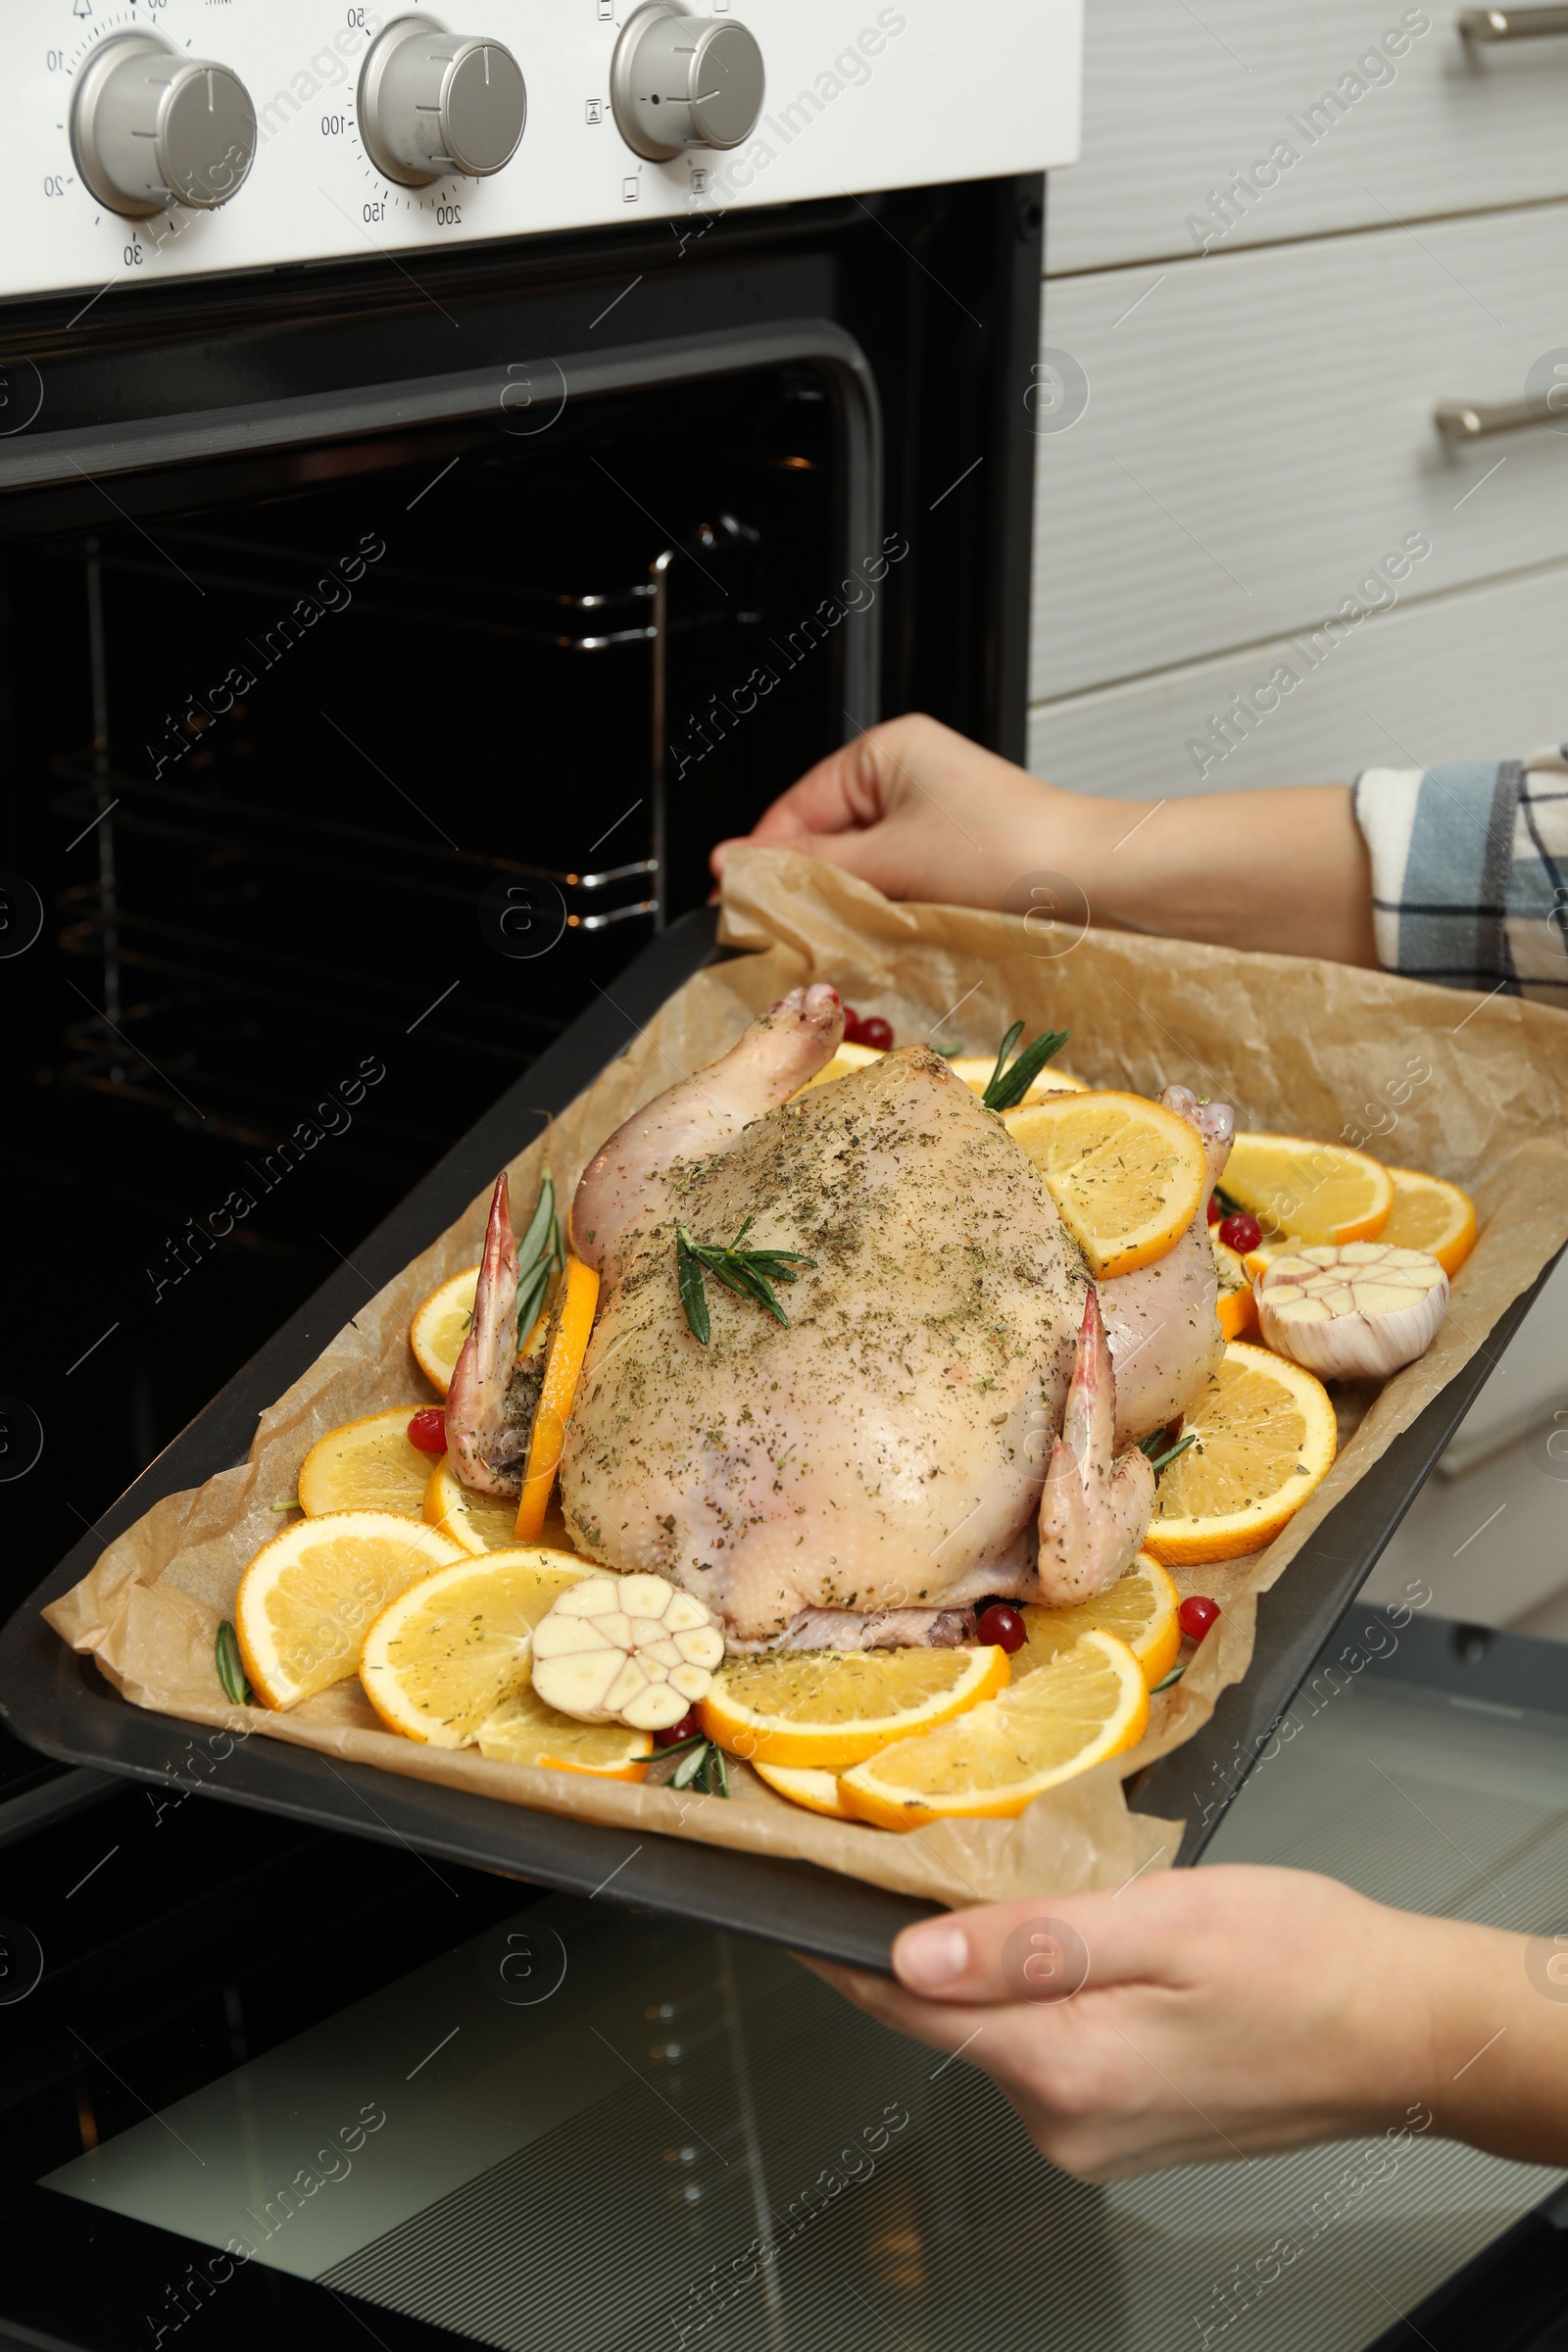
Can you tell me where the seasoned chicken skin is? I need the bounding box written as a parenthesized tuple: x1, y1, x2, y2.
(563, 1005, 1115, 1643)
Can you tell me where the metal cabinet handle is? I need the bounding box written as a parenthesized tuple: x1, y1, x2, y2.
(1435, 395, 1568, 438)
(1458, 6, 1568, 38)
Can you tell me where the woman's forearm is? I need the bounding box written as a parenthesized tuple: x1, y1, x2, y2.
(1036, 782, 1379, 969)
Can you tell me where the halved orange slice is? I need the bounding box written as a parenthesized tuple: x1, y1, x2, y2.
(1221, 1134, 1393, 1247)
(235, 1510, 465, 1710)
(838, 1630, 1149, 1830)
(1211, 1229, 1258, 1341)
(1142, 1341, 1337, 1565)
(360, 1546, 590, 1746)
(1015, 1553, 1182, 1691)
(423, 1454, 528, 1555)
(793, 1038, 886, 1095)
(1380, 1167, 1477, 1277)
(297, 1407, 436, 1520)
(701, 1643, 1009, 1770)
(948, 1054, 1089, 1102)
(514, 1255, 601, 1543)
(754, 1760, 856, 1818)
(476, 1683, 652, 1780)
(409, 1266, 478, 1396)
(1004, 1091, 1208, 1277)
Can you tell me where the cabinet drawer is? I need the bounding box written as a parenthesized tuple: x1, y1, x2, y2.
(1026, 559, 1568, 799)
(1049, 0, 1568, 273)
(1032, 204, 1568, 703)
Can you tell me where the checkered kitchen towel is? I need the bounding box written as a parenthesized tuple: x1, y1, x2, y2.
(1353, 748, 1568, 1002)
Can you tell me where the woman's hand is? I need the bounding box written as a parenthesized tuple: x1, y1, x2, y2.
(804, 1865, 1565, 2180)
(710, 712, 1089, 911)
(711, 712, 1379, 967)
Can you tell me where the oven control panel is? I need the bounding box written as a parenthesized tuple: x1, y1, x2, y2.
(6, 0, 1078, 303)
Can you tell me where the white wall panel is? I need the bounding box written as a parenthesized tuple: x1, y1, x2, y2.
(1031, 206, 1568, 703)
(1048, 0, 1568, 275)
(1026, 561, 1568, 799)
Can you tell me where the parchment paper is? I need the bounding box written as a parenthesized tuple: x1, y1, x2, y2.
(46, 848, 1568, 1910)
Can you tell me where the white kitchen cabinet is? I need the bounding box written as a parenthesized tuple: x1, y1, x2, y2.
(1048, 0, 1568, 274)
(1031, 202, 1568, 703)
(1026, 557, 1568, 798)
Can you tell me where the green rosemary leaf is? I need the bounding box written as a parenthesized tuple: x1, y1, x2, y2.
(514, 1171, 555, 1277)
(1151, 1664, 1187, 1693)
(1212, 1183, 1243, 1216)
(675, 1221, 815, 1341)
(676, 1228, 711, 1345)
(712, 1743, 730, 1799)
(515, 1174, 560, 1345)
(671, 1741, 709, 1789)
(985, 1019, 1025, 1103)
(982, 1026, 1073, 1112)
(1140, 1430, 1198, 1478)
(215, 1620, 253, 1707)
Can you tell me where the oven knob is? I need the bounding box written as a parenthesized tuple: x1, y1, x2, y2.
(611, 4, 765, 161)
(358, 17, 527, 187)
(71, 32, 256, 220)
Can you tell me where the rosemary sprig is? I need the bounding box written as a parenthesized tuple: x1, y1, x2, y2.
(515, 1172, 564, 1348)
(981, 1021, 1072, 1112)
(1151, 1664, 1187, 1693)
(215, 1620, 254, 1707)
(1211, 1183, 1243, 1217)
(659, 1733, 731, 1796)
(1140, 1430, 1198, 1477)
(675, 1218, 816, 1347)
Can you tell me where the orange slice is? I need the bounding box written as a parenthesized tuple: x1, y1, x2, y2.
(514, 1255, 601, 1542)
(476, 1683, 652, 1781)
(1015, 1552, 1182, 1691)
(793, 1038, 886, 1095)
(1142, 1341, 1337, 1565)
(948, 1054, 1090, 1102)
(235, 1509, 465, 1710)
(297, 1407, 436, 1520)
(1221, 1133, 1393, 1247)
(1380, 1167, 1477, 1277)
(838, 1630, 1148, 1830)
(360, 1547, 590, 1746)
(754, 1761, 855, 1818)
(1004, 1091, 1208, 1277)
(701, 1643, 1009, 1770)
(409, 1266, 479, 1396)
(423, 1454, 529, 1554)
(1211, 1229, 1258, 1341)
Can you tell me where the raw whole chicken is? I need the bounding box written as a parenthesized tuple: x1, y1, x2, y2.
(542, 985, 1232, 1649)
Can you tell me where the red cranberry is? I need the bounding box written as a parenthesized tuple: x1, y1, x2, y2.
(1178, 1595, 1220, 1642)
(1217, 1213, 1262, 1254)
(407, 1406, 448, 1454)
(1206, 1192, 1223, 1225)
(976, 1603, 1027, 1655)
(858, 1016, 894, 1051)
(841, 1005, 865, 1043)
(654, 1707, 703, 1748)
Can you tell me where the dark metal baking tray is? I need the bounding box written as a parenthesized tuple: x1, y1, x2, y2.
(0, 907, 1551, 1969)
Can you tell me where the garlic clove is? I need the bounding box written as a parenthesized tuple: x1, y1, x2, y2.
(529, 1569, 726, 1727)
(1255, 1243, 1448, 1380)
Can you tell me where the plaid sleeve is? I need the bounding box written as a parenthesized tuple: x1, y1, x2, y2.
(1351, 747, 1568, 1002)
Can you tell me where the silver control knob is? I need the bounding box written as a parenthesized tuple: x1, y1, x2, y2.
(358, 17, 526, 188)
(611, 4, 765, 161)
(71, 32, 257, 220)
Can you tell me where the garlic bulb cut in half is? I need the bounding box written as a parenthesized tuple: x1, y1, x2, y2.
(530, 1572, 725, 1731)
(1255, 1243, 1448, 1380)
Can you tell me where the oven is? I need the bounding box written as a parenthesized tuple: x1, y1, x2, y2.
(0, 0, 1063, 1793)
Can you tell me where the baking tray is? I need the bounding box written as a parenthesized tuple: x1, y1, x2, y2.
(0, 907, 1553, 1970)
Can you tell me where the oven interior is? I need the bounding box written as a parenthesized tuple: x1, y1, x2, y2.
(0, 362, 846, 1648)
